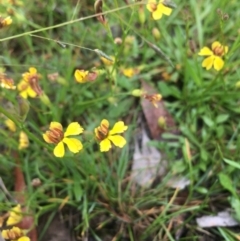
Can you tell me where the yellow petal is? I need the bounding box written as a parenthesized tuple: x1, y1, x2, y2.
(63, 137, 83, 153)
(50, 122, 63, 131)
(29, 67, 37, 74)
(213, 56, 224, 71)
(152, 8, 163, 20)
(198, 47, 213, 56)
(100, 138, 112, 152)
(19, 90, 28, 99)
(109, 121, 128, 135)
(64, 122, 84, 137)
(18, 236, 30, 241)
(27, 87, 37, 98)
(224, 46, 229, 54)
(211, 41, 221, 50)
(18, 131, 29, 150)
(6, 205, 22, 226)
(5, 119, 17, 132)
(158, 3, 172, 16)
(108, 135, 127, 148)
(101, 119, 109, 128)
(202, 56, 215, 70)
(53, 141, 65, 157)
(43, 133, 53, 143)
(146, 0, 157, 12)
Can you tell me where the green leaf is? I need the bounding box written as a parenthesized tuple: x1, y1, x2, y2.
(223, 158, 240, 169)
(218, 173, 235, 195)
(202, 116, 214, 127)
(216, 114, 229, 124)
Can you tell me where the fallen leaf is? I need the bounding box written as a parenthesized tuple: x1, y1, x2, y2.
(131, 127, 167, 187)
(196, 211, 239, 227)
(141, 80, 178, 140)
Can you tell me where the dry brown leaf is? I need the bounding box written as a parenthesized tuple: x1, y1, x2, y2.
(141, 80, 178, 139)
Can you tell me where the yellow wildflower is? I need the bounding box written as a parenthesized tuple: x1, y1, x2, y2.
(0, 76, 16, 89)
(198, 41, 228, 71)
(18, 131, 29, 150)
(74, 69, 98, 83)
(43, 122, 84, 158)
(18, 67, 42, 99)
(2, 226, 30, 241)
(122, 68, 135, 78)
(146, 0, 172, 20)
(95, 119, 128, 152)
(5, 119, 17, 132)
(0, 16, 12, 28)
(74, 70, 89, 83)
(6, 205, 22, 226)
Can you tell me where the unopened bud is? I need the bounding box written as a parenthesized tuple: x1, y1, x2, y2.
(138, 6, 146, 25)
(39, 92, 51, 107)
(152, 28, 161, 40)
(131, 89, 144, 97)
(158, 116, 166, 129)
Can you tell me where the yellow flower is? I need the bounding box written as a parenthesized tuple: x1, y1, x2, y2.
(0, 76, 16, 89)
(0, 16, 12, 28)
(2, 226, 30, 241)
(198, 41, 228, 71)
(146, 0, 172, 20)
(17, 80, 37, 99)
(43, 122, 84, 158)
(143, 93, 162, 108)
(18, 131, 29, 150)
(74, 69, 89, 83)
(95, 119, 128, 152)
(122, 68, 135, 78)
(5, 119, 17, 132)
(6, 205, 22, 226)
(18, 67, 42, 98)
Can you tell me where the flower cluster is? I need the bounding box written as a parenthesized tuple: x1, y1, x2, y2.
(4, 119, 29, 150)
(1, 205, 30, 241)
(43, 119, 128, 157)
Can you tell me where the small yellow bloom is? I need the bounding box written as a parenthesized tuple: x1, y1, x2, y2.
(2, 226, 30, 241)
(18, 131, 29, 150)
(6, 205, 22, 226)
(18, 67, 42, 98)
(74, 69, 89, 83)
(0, 16, 12, 28)
(5, 119, 17, 132)
(17, 80, 37, 99)
(122, 68, 136, 78)
(0, 76, 16, 90)
(95, 119, 128, 152)
(198, 41, 228, 71)
(43, 122, 84, 158)
(146, 0, 172, 20)
(143, 93, 162, 108)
